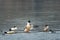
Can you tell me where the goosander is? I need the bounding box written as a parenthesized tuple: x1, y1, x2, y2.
(24, 20, 33, 32)
(43, 25, 49, 32)
(4, 31, 15, 34)
(9, 26, 17, 31)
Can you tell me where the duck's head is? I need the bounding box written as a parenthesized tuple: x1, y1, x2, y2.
(9, 29, 11, 31)
(28, 20, 31, 23)
(45, 25, 48, 27)
(14, 26, 16, 28)
(4, 32, 7, 34)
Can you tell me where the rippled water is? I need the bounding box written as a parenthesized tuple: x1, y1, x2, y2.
(0, 32, 60, 40)
(0, 0, 60, 40)
(0, 0, 60, 31)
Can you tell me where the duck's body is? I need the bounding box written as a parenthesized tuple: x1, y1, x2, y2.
(24, 22, 31, 32)
(10, 27, 17, 31)
(24, 20, 33, 32)
(43, 25, 49, 32)
(9, 26, 17, 31)
(4, 31, 15, 34)
(49, 30, 55, 33)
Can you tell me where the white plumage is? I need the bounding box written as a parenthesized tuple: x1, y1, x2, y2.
(11, 27, 17, 31)
(7, 31, 15, 34)
(24, 22, 33, 32)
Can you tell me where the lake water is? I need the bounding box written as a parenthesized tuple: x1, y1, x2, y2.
(0, 31, 60, 40)
(0, 0, 60, 40)
(0, 0, 60, 31)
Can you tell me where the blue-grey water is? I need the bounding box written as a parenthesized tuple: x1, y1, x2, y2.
(0, 0, 60, 40)
(0, 32, 60, 40)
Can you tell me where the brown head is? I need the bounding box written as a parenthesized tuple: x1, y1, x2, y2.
(14, 26, 16, 28)
(45, 25, 48, 27)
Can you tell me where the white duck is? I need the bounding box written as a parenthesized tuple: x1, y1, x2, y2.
(24, 20, 33, 32)
(10, 26, 17, 31)
(4, 31, 15, 34)
(43, 25, 49, 32)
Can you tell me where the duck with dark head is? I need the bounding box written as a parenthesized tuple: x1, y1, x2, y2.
(24, 20, 32, 32)
(43, 25, 49, 32)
